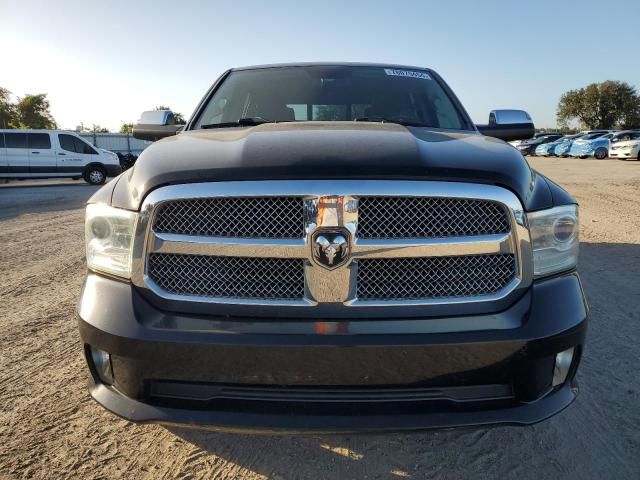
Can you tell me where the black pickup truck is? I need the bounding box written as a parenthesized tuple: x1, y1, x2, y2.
(78, 63, 587, 433)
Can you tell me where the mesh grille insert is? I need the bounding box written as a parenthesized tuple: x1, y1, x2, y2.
(357, 254, 516, 300)
(357, 197, 510, 239)
(153, 197, 305, 238)
(148, 253, 305, 300)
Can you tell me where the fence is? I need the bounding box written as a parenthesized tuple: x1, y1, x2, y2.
(79, 133, 151, 156)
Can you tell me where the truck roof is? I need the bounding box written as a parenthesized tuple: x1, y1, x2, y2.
(0, 129, 81, 134)
(232, 62, 430, 72)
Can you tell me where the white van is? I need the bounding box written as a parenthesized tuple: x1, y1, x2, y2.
(0, 129, 122, 185)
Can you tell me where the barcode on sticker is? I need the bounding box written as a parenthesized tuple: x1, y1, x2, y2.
(384, 69, 431, 80)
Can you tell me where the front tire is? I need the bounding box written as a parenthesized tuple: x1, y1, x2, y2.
(594, 148, 607, 160)
(85, 166, 106, 185)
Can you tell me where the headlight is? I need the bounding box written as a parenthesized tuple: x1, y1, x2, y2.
(85, 204, 138, 278)
(527, 205, 579, 277)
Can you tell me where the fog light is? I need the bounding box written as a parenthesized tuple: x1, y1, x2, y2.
(552, 347, 575, 387)
(90, 347, 114, 385)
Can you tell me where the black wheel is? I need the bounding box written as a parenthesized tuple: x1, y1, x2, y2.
(594, 148, 607, 159)
(84, 166, 106, 185)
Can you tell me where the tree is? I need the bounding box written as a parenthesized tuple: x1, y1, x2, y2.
(154, 105, 186, 125)
(0, 87, 15, 128)
(14, 93, 57, 129)
(120, 122, 134, 134)
(77, 122, 109, 133)
(620, 99, 640, 129)
(90, 124, 109, 133)
(557, 81, 640, 129)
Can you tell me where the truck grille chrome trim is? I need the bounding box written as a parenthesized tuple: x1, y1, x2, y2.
(131, 181, 532, 307)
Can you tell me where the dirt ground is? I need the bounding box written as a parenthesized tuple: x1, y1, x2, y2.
(1, 157, 639, 479)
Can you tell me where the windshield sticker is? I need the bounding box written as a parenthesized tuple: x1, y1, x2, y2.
(384, 69, 431, 80)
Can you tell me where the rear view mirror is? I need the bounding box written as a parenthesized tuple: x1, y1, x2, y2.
(476, 109, 534, 141)
(132, 110, 183, 141)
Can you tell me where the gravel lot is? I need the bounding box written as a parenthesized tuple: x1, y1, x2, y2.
(1, 158, 639, 479)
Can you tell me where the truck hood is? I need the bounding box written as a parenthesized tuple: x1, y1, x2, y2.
(110, 122, 552, 211)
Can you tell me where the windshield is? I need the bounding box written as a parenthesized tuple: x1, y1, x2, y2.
(580, 133, 604, 140)
(192, 66, 470, 130)
(613, 132, 639, 142)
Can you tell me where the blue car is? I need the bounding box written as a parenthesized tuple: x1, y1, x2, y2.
(516, 133, 563, 156)
(569, 131, 629, 159)
(536, 134, 582, 157)
(535, 141, 557, 156)
(560, 132, 608, 157)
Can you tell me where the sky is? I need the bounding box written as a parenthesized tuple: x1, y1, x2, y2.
(2, 0, 639, 131)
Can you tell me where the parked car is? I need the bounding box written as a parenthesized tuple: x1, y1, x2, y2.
(78, 63, 587, 433)
(510, 132, 558, 148)
(0, 129, 122, 184)
(609, 131, 640, 160)
(117, 152, 138, 170)
(610, 130, 639, 145)
(535, 134, 580, 156)
(516, 133, 563, 155)
(578, 131, 639, 159)
(568, 131, 617, 158)
(568, 133, 614, 159)
(555, 132, 605, 157)
(552, 137, 579, 157)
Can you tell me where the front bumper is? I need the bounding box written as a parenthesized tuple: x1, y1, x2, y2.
(609, 151, 637, 159)
(517, 146, 533, 155)
(534, 147, 550, 156)
(78, 272, 588, 433)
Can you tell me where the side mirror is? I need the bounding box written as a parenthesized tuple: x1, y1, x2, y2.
(132, 110, 183, 141)
(476, 109, 534, 142)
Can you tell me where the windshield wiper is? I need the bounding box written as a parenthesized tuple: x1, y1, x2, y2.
(353, 117, 435, 128)
(200, 117, 273, 129)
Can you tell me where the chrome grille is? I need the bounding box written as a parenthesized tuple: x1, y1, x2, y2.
(137, 181, 529, 308)
(147, 253, 305, 300)
(357, 254, 516, 300)
(153, 197, 304, 238)
(357, 197, 510, 238)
